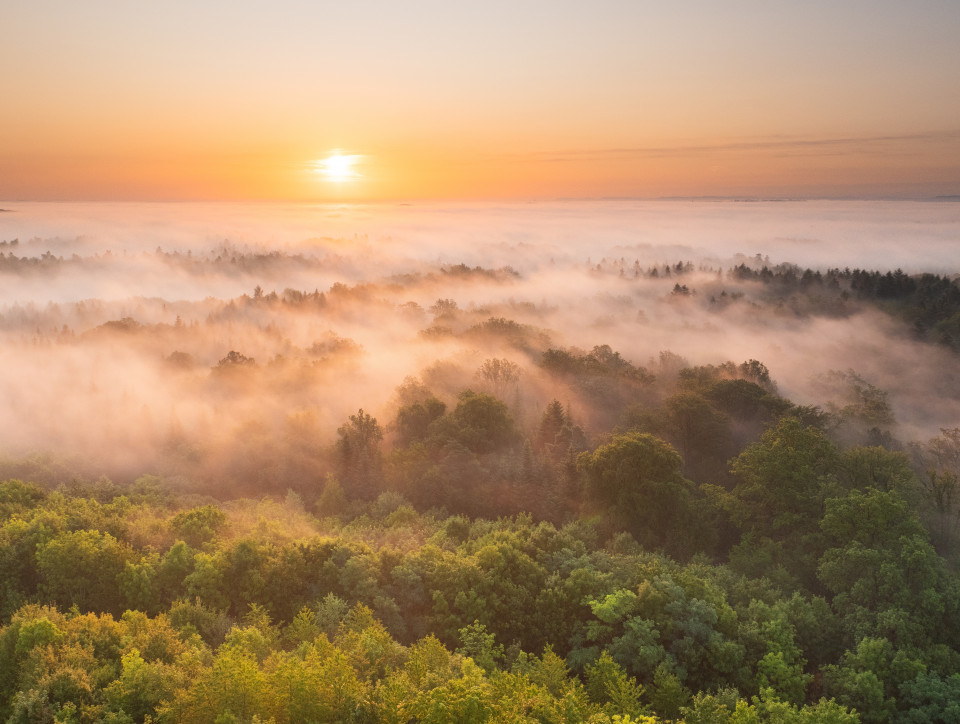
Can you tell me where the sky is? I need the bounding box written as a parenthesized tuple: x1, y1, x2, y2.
(3, 0, 960, 201)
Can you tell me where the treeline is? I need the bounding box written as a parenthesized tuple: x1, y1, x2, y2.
(0, 244, 520, 286)
(726, 264, 960, 349)
(571, 256, 960, 350)
(5, 251, 960, 354)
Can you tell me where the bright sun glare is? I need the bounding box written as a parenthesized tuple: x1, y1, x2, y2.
(314, 152, 362, 182)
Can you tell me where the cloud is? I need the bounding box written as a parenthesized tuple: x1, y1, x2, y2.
(496, 129, 960, 164)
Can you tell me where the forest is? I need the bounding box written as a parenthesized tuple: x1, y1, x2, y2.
(2, 201, 960, 722)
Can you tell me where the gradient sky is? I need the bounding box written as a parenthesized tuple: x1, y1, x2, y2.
(3, 0, 960, 200)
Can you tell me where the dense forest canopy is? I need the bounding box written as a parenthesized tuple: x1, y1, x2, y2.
(1, 200, 960, 722)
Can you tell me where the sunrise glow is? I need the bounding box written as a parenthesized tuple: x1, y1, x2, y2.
(2, 2, 958, 200)
(314, 153, 363, 183)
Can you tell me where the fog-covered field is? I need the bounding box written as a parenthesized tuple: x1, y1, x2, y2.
(1, 199, 958, 485)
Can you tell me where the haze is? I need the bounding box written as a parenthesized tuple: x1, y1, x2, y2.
(1, 200, 958, 486)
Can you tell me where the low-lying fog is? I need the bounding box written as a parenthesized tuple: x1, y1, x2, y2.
(1, 199, 958, 486)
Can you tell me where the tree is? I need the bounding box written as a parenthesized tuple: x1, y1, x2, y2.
(214, 350, 256, 369)
(0, 479, 46, 521)
(475, 358, 522, 400)
(171, 644, 270, 722)
(578, 433, 695, 554)
(910, 428, 960, 551)
(812, 369, 895, 445)
(719, 417, 842, 586)
(839, 446, 916, 496)
(102, 648, 181, 722)
(456, 620, 504, 674)
(585, 650, 649, 718)
(817, 489, 948, 648)
(429, 298, 459, 318)
(728, 417, 840, 540)
(336, 408, 384, 499)
(818, 637, 899, 724)
(445, 390, 517, 455)
(898, 671, 960, 723)
(536, 400, 567, 452)
(659, 392, 733, 483)
(170, 505, 227, 548)
(395, 397, 446, 447)
(36, 530, 135, 615)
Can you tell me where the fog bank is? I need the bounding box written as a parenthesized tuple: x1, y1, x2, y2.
(1, 199, 958, 486)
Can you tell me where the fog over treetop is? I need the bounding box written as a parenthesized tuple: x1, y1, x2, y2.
(3, 200, 959, 291)
(0, 199, 958, 483)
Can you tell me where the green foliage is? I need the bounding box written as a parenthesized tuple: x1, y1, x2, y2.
(536, 399, 586, 462)
(316, 473, 348, 517)
(167, 598, 232, 647)
(37, 530, 136, 615)
(395, 397, 446, 446)
(537, 399, 568, 451)
(446, 389, 517, 454)
(0, 479, 46, 521)
(170, 504, 227, 548)
(585, 650, 649, 718)
(818, 490, 948, 648)
(456, 620, 504, 674)
(649, 663, 691, 719)
(839, 446, 917, 498)
(897, 671, 960, 723)
(721, 417, 842, 585)
(728, 417, 840, 538)
(540, 345, 654, 428)
(578, 432, 695, 555)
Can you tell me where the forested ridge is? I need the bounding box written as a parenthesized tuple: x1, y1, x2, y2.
(4, 338, 960, 723)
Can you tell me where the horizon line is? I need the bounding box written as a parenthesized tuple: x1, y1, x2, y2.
(3, 193, 960, 205)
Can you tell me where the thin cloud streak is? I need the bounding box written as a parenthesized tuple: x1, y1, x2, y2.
(497, 130, 960, 164)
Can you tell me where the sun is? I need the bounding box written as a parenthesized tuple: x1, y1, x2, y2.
(314, 152, 363, 182)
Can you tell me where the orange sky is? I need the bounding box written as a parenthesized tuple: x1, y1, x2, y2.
(3, 1, 959, 200)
